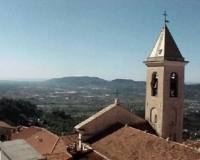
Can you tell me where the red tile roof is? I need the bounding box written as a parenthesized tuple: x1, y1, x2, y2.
(73, 150, 106, 160)
(12, 126, 41, 139)
(27, 129, 66, 155)
(52, 138, 67, 154)
(12, 126, 67, 156)
(0, 121, 14, 129)
(87, 123, 124, 144)
(60, 134, 79, 146)
(91, 126, 200, 160)
(87, 122, 156, 144)
(184, 140, 200, 150)
(46, 152, 72, 160)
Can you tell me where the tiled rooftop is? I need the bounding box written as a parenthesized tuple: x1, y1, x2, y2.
(73, 150, 106, 160)
(0, 121, 15, 129)
(12, 126, 41, 140)
(46, 152, 72, 160)
(75, 104, 116, 130)
(12, 126, 67, 156)
(184, 140, 200, 150)
(60, 134, 79, 146)
(91, 126, 200, 160)
(87, 122, 157, 144)
(26, 128, 59, 155)
(75, 102, 145, 132)
(87, 123, 124, 144)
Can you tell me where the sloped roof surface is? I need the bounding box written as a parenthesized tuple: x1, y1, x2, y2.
(51, 137, 67, 154)
(25, 128, 63, 155)
(75, 104, 116, 130)
(12, 126, 66, 155)
(46, 152, 72, 160)
(75, 103, 145, 130)
(0, 139, 45, 160)
(91, 126, 200, 160)
(73, 150, 106, 160)
(87, 122, 157, 144)
(148, 25, 184, 62)
(12, 126, 41, 140)
(60, 134, 79, 146)
(0, 121, 14, 129)
(184, 140, 200, 150)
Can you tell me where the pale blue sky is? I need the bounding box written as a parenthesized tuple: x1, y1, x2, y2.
(0, 0, 199, 82)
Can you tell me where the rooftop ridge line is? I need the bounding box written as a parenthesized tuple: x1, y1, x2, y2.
(93, 149, 111, 160)
(50, 137, 61, 154)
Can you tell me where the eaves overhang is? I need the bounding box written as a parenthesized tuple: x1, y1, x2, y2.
(143, 60, 189, 67)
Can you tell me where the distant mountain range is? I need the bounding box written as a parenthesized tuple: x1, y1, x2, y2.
(0, 76, 199, 100)
(45, 76, 145, 87)
(45, 76, 200, 100)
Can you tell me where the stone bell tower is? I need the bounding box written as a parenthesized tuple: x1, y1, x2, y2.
(144, 15, 188, 142)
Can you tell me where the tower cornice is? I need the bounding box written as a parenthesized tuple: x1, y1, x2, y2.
(144, 60, 189, 67)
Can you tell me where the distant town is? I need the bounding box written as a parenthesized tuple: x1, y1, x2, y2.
(0, 76, 200, 140)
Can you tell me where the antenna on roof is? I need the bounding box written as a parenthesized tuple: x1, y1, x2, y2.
(114, 90, 121, 105)
(163, 11, 169, 25)
(114, 89, 121, 98)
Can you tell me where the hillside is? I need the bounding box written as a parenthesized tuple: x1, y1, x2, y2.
(45, 76, 200, 100)
(45, 76, 145, 88)
(45, 76, 108, 87)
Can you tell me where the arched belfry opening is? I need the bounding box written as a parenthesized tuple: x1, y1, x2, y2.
(170, 72, 178, 97)
(151, 72, 158, 96)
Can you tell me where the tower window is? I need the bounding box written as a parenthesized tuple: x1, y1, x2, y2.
(170, 72, 178, 97)
(151, 72, 158, 96)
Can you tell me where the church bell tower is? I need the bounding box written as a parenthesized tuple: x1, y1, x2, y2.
(144, 13, 188, 142)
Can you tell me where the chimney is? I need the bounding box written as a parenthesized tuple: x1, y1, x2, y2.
(166, 137, 170, 141)
(114, 98, 120, 105)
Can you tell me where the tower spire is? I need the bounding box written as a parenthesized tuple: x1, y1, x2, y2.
(163, 11, 169, 24)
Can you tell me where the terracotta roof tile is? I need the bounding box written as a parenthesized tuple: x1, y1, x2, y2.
(0, 121, 14, 129)
(87, 122, 156, 144)
(60, 134, 79, 146)
(25, 128, 64, 155)
(12, 126, 41, 140)
(130, 121, 157, 135)
(46, 152, 72, 160)
(12, 126, 66, 156)
(52, 137, 67, 154)
(91, 126, 200, 160)
(87, 123, 124, 144)
(184, 140, 200, 150)
(75, 103, 145, 130)
(73, 150, 106, 160)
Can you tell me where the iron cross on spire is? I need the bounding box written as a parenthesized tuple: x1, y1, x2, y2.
(163, 11, 169, 24)
(114, 89, 121, 98)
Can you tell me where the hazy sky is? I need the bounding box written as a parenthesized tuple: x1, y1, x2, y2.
(0, 0, 199, 82)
